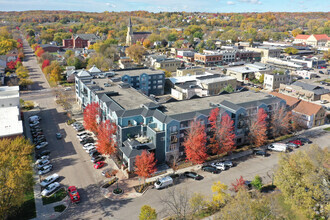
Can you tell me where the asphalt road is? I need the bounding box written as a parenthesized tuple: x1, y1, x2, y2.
(20, 38, 330, 220)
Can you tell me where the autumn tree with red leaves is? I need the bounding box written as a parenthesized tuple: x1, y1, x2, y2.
(209, 108, 236, 155)
(183, 120, 208, 164)
(96, 119, 117, 156)
(83, 102, 101, 134)
(231, 176, 246, 192)
(135, 150, 157, 184)
(271, 106, 291, 138)
(7, 61, 16, 69)
(249, 108, 268, 147)
(42, 59, 50, 70)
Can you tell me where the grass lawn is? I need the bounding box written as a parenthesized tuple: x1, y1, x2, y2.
(274, 193, 308, 220)
(324, 127, 330, 131)
(7, 187, 36, 220)
(54, 204, 66, 213)
(42, 188, 67, 205)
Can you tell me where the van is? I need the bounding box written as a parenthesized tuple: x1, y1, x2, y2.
(154, 176, 173, 190)
(267, 143, 288, 152)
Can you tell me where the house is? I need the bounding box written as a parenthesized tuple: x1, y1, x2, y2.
(270, 92, 326, 128)
(264, 72, 291, 91)
(261, 57, 303, 70)
(293, 34, 329, 47)
(118, 57, 136, 69)
(0, 86, 23, 139)
(279, 81, 330, 101)
(126, 17, 151, 46)
(40, 44, 63, 53)
(154, 59, 182, 72)
(6, 50, 18, 62)
(63, 34, 100, 48)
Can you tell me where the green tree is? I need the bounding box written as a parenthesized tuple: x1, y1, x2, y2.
(284, 47, 298, 55)
(0, 137, 34, 219)
(87, 54, 113, 71)
(251, 175, 263, 190)
(221, 84, 235, 93)
(139, 205, 157, 220)
(167, 33, 178, 42)
(189, 193, 207, 215)
(274, 145, 329, 219)
(125, 44, 146, 64)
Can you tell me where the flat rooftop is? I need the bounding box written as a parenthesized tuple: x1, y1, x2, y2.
(227, 66, 260, 73)
(112, 68, 164, 77)
(162, 91, 273, 115)
(0, 86, 19, 99)
(87, 78, 153, 110)
(0, 106, 23, 138)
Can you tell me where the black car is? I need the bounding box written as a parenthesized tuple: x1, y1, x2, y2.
(80, 137, 94, 145)
(89, 150, 100, 157)
(183, 171, 203, 180)
(201, 165, 220, 174)
(254, 150, 269, 157)
(91, 155, 104, 163)
(319, 70, 324, 74)
(36, 150, 51, 159)
(296, 137, 312, 144)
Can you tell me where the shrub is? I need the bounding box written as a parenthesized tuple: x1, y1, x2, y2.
(66, 119, 76, 125)
(54, 204, 66, 212)
(24, 101, 34, 110)
(251, 175, 263, 190)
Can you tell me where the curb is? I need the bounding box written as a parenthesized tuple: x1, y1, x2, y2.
(53, 196, 71, 219)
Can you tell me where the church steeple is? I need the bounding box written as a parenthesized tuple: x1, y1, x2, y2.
(126, 16, 133, 46)
(128, 16, 132, 28)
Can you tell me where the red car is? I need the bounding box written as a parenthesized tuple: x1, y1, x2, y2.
(94, 161, 105, 169)
(289, 140, 303, 146)
(67, 186, 80, 203)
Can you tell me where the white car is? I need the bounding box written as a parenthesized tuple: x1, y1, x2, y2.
(35, 155, 49, 164)
(30, 121, 40, 127)
(211, 162, 226, 171)
(38, 164, 53, 175)
(76, 131, 90, 138)
(36, 142, 48, 150)
(86, 147, 96, 154)
(40, 173, 59, 187)
(78, 135, 91, 141)
(72, 122, 82, 128)
(36, 160, 50, 169)
(41, 182, 60, 196)
(83, 143, 95, 150)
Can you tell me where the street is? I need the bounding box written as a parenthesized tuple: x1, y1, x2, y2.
(20, 38, 330, 220)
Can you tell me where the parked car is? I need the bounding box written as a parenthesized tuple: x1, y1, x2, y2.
(320, 81, 326, 85)
(36, 160, 50, 169)
(267, 143, 288, 152)
(41, 182, 60, 196)
(254, 150, 269, 157)
(35, 142, 48, 150)
(29, 121, 40, 127)
(223, 160, 234, 168)
(89, 150, 100, 157)
(29, 115, 41, 122)
(321, 100, 329, 104)
(201, 165, 220, 174)
(94, 161, 105, 169)
(67, 186, 80, 203)
(211, 162, 226, 171)
(83, 143, 95, 149)
(64, 87, 72, 91)
(289, 140, 303, 146)
(81, 137, 94, 145)
(91, 155, 103, 163)
(40, 173, 59, 187)
(38, 164, 53, 175)
(183, 171, 203, 180)
(72, 122, 82, 128)
(86, 147, 96, 154)
(154, 176, 173, 189)
(56, 133, 62, 139)
(77, 131, 91, 138)
(296, 137, 312, 144)
(75, 125, 85, 131)
(78, 134, 92, 141)
(286, 142, 299, 148)
(35, 155, 50, 164)
(36, 150, 51, 159)
(319, 70, 324, 74)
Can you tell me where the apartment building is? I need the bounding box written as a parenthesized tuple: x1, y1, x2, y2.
(263, 73, 291, 91)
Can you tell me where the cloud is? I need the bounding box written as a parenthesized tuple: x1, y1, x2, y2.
(227, 1, 235, 5)
(239, 0, 262, 4)
(106, 2, 116, 8)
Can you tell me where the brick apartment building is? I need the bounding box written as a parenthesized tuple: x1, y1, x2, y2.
(63, 34, 99, 48)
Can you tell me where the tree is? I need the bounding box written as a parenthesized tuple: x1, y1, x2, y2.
(0, 137, 34, 219)
(35, 47, 44, 57)
(209, 109, 236, 155)
(15, 66, 29, 79)
(211, 181, 229, 206)
(249, 108, 268, 147)
(160, 187, 190, 219)
(189, 192, 207, 215)
(42, 59, 50, 70)
(83, 102, 101, 134)
(125, 44, 146, 64)
(143, 39, 151, 48)
(87, 54, 113, 71)
(271, 106, 291, 138)
(0, 38, 18, 55)
(251, 175, 263, 190)
(291, 113, 307, 132)
(231, 176, 246, 192)
(291, 28, 302, 37)
(139, 205, 157, 220)
(183, 120, 208, 164)
(96, 119, 117, 156)
(284, 47, 298, 55)
(7, 61, 16, 69)
(274, 145, 329, 218)
(221, 84, 235, 93)
(135, 150, 157, 184)
(49, 62, 63, 83)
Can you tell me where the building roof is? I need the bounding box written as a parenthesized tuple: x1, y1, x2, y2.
(88, 65, 101, 73)
(293, 100, 323, 116)
(112, 68, 164, 77)
(295, 34, 310, 40)
(270, 92, 300, 107)
(312, 34, 329, 41)
(291, 81, 323, 91)
(0, 106, 23, 138)
(74, 34, 99, 41)
(0, 86, 19, 100)
(121, 139, 155, 158)
(76, 69, 91, 77)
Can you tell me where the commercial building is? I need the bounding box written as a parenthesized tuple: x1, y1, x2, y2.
(0, 86, 23, 139)
(194, 52, 223, 66)
(176, 66, 205, 77)
(154, 59, 182, 72)
(263, 73, 291, 91)
(246, 46, 281, 58)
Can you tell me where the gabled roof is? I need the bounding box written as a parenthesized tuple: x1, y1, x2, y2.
(88, 65, 101, 73)
(220, 100, 242, 112)
(291, 81, 320, 91)
(293, 100, 323, 116)
(74, 34, 99, 41)
(295, 34, 310, 40)
(76, 69, 91, 77)
(270, 92, 300, 107)
(311, 34, 329, 41)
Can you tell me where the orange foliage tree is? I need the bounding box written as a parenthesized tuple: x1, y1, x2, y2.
(135, 150, 157, 184)
(249, 108, 268, 147)
(231, 176, 246, 192)
(83, 102, 101, 134)
(209, 108, 236, 155)
(183, 120, 208, 164)
(35, 47, 44, 57)
(96, 119, 117, 156)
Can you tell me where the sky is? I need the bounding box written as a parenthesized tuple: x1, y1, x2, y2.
(0, 0, 329, 13)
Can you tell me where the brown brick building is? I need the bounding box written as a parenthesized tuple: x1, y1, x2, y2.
(194, 53, 223, 66)
(63, 34, 99, 48)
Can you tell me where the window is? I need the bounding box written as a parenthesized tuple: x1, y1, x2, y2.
(157, 85, 163, 89)
(158, 75, 163, 79)
(153, 86, 156, 89)
(170, 126, 178, 133)
(170, 144, 177, 151)
(157, 80, 163, 84)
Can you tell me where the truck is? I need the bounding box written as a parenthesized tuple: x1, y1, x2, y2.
(154, 176, 173, 190)
(267, 143, 288, 152)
